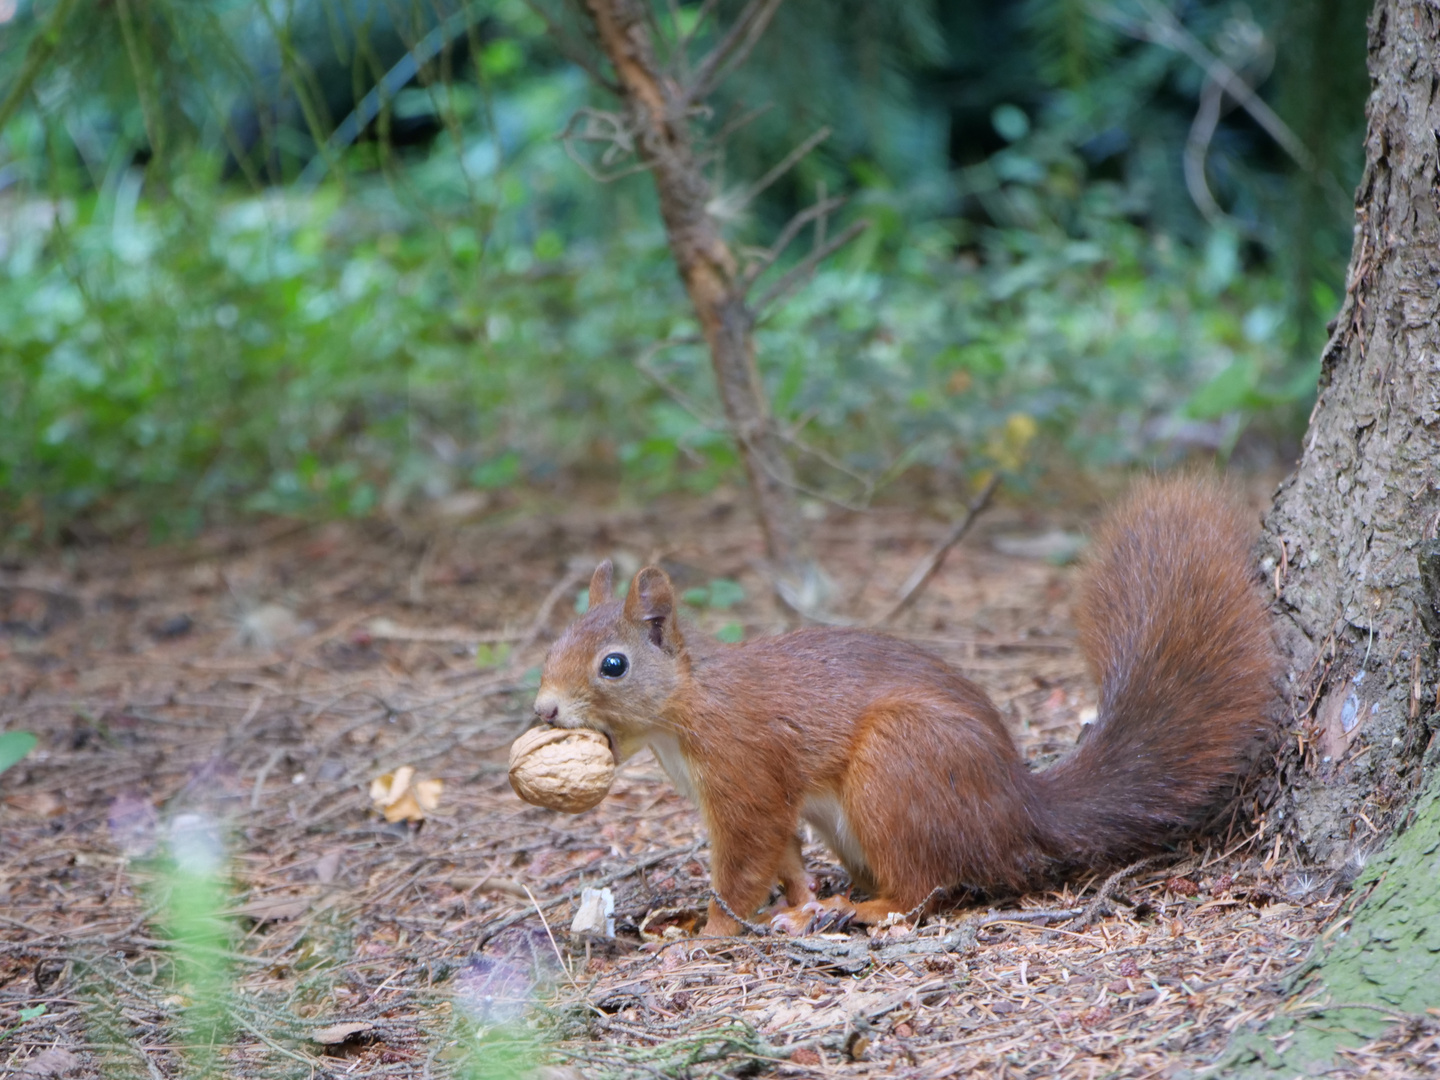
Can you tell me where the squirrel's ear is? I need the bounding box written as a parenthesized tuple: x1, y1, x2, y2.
(588, 560, 615, 608)
(624, 566, 684, 654)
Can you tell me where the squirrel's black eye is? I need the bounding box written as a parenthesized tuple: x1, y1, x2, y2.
(599, 653, 629, 679)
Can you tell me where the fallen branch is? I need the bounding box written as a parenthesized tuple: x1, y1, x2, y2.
(878, 474, 1001, 625)
(1069, 855, 1172, 929)
(476, 841, 704, 949)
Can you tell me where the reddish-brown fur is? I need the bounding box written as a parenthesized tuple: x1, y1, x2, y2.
(532, 477, 1276, 935)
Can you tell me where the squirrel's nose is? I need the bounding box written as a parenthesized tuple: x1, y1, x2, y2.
(534, 694, 559, 723)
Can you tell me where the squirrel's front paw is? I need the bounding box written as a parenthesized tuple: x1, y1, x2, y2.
(768, 902, 821, 935)
(769, 897, 854, 936)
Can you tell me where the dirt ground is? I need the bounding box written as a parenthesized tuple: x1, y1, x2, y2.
(2, 479, 1436, 1078)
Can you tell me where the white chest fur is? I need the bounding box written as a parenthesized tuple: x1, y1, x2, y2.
(646, 733, 699, 803)
(800, 791, 871, 879)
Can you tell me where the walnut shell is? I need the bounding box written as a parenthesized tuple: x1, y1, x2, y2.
(508, 726, 615, 813)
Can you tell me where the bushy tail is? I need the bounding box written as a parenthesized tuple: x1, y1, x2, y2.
(1036, 476, 1276, 866)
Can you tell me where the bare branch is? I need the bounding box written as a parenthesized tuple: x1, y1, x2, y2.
(711, 102, 774, 146)
(640, 340, 880, 514)
(558, 107, 652, 182)
(775, 428, 876, 506)
(1090, 0, 1315, 172)
(578, 0, 818, 596)
(714, 126, 830, 221)
(877, 474, 1001, 626)
(1184, 76, 1233, 226)
(742, 194, 846, 287)
(753, 219, 870, 317)
(663, 0, 692, 84)
(813, 179, 828, 251)
(678, 0, 725, 52)
(522, 0, 620, 94)
(634, 337, 722, 429)
(0, 0, 82, 137)
(686, 0, 786, 102)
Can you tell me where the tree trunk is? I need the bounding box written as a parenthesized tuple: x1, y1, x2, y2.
(578, 0, 815, 592)
(1264, 0, 1440, 868)
(1233, 0, 1440, 1069)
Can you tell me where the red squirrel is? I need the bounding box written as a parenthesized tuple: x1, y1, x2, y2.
(532, 477, 1276, 935)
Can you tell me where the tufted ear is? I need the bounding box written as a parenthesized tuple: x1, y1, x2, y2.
(624, 566, 684, 654)
(589, 560, 615, 609)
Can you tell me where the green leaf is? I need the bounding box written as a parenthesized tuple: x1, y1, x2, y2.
(475, 642, 511, 668)
(19, 1005, 45, 1021)
(0, 732, 37, 777)
(705, 579, 745, 610)
(991, 104, 1031, 142)
(1185, 360, 1259, 419)
(715, 622, 744, 644)
(471, 452, 520, 490)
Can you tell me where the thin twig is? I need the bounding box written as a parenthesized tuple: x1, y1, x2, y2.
(521, 0, 620, 93)
(677, 0, 725, 52)
(1069, 855, 1172, 929)
(514, 563, 593, 658)
(477, 842, 703, 948)
(1092, 0, 1319, 174)
(558, 107, 652, 183)
(878, 474, 1001, 625)
(752, 220, 870, 317)
(709, 102, 774, 147)
(638, 339, 878, 513)
(522, 882, 580, 989)
(723, 127, 830, 215)
(0, 0, 82, 135)
(710, 891, 773, 936)
(741, 196, 846, 288)
(685, 0, 785, 102)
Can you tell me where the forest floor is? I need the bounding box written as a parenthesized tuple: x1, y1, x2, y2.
(2, 475, 1435, 1079)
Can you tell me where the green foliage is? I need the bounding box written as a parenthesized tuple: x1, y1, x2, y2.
(682, 579, 746, 611)
(0, 118, 1303, 538)
(0, 0, 1344, 540)
(0, 1004, 46, 1046)
(0, 732, 38, 776)
(475, 642, 511, 668)
(149, 815, 235, 1077)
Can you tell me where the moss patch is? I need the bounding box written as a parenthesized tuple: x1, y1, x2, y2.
(1226, 770, 1440, 1075)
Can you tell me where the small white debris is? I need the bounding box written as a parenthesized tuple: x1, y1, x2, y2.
(570, 887, 615, 938)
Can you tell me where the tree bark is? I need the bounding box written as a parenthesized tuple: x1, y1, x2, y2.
(1231, 0, 1440, 1069)
(1264, 0, 1440, 865)
(577, 0, 814, 591)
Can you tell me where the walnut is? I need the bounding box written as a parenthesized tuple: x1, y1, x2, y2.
(508, 726, 615, 813)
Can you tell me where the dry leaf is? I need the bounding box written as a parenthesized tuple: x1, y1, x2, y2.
(369, 766, 443, 823)
(17, 1048, 82, 1078)
(310, 1021, 375, 1045)
(315, 849, 342, 884)
(638, 905, 703, 942)
(4, 792, 64, 818)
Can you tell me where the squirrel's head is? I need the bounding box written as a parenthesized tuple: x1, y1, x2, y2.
(533, 560, 687, 761)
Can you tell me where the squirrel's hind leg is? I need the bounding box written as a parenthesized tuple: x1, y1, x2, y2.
(701, 819, 798, 936)
(777, 834, 818, 906)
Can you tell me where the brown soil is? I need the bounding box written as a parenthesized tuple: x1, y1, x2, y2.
(1, 482, 1431, 1078)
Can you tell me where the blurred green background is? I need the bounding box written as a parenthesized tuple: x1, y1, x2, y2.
(0, 0, 1368, 543)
